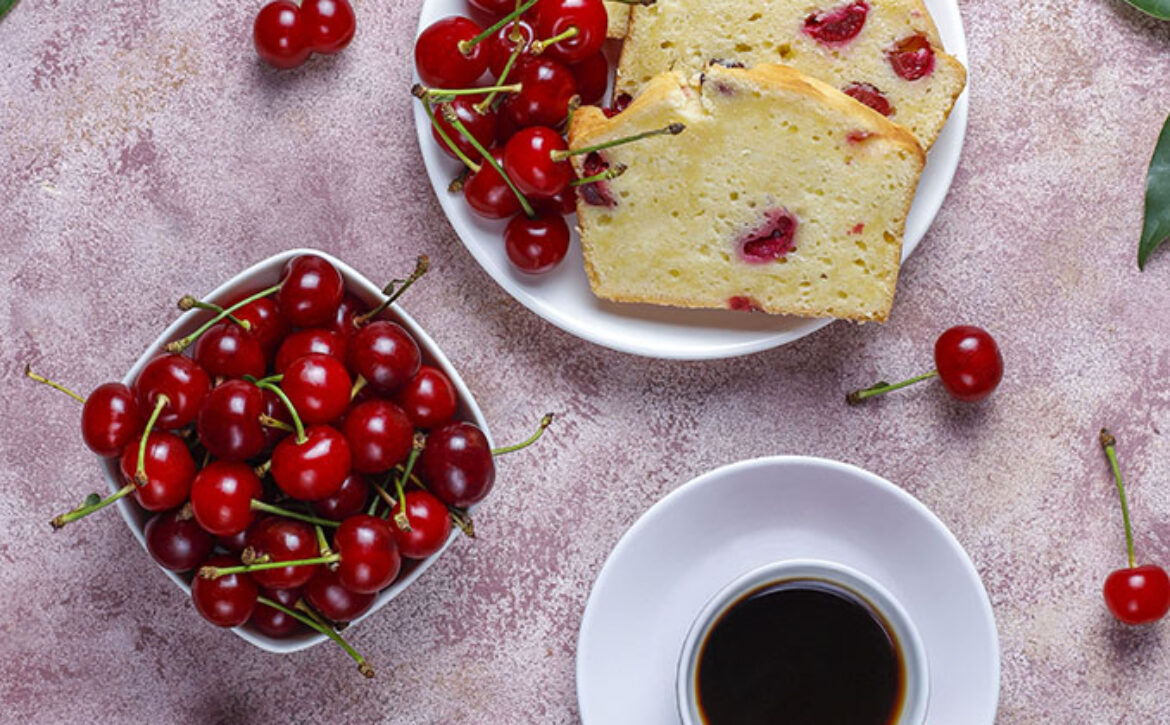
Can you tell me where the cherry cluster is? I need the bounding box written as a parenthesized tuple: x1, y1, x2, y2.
(413, 0, 652, 275)
(254, 0, 356, 69)
(31, 253, 550, 676)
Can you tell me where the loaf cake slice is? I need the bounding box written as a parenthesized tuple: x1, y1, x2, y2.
(605, 1, 630, 37)
(568, 63, 925, 322)
(615, 0, 965, 148)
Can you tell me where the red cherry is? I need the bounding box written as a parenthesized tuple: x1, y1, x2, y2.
(468, 0, 515, 13)
(395, 365, 459, 429)
(464, 149, 523, 219)
(329, 293, 368, 339)
(570, 51, 609, 105)
(301, 0, 355, 54)
(134, 354, 211, 429)
(281, 354, 353, 425)
(418, 422, 496, 508)
(497, 110, 521, 145)
(415, 16, 489, 88)
(277, 254, 345, 328)
(802, 1, 869, 46)
(144, 507, 214, 572)
(252, 586, 304, 638)
(888, 35, 935, 81)
(196, 380, 268, 461)
(485, 18, 534, 77)
(216, 515, 266, 556)
(81, 383, 143, 457)
(304, 567, 376, 622)
(503, 126, 572, 198)
(334, 514, 401, 593)
(193, 322, 267, 380)
(1105, 566, 1170, 625)
(254, 1, 311, 69)
(192, 555, 258, 627)
(311, 473, 371, 521)
(501, 57, 579, 130)
(504, 212, 571, 273)
(390, 490, 453, 559)
(260, 388, 293, 449)
(342, 399, 413, 474)
(533, 186, 578, 216)
(190, 461, 265, 536)
(275, 329, 348, 375)
(531, 0, 607, 64)
(843, 82, 893, 117)
(118, 432, 197, 511)
(234, 296, 290, 356)
(432, 95, 498, 164)
(247, 518, 321, 590)
(271, 424, 352, 501)
(934, 326, 1003, 402)
(347, 321, 421, 395)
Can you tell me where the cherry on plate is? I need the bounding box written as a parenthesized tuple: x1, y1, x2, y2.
(505, 212, 571, 274)
(415, 16, 489, 88)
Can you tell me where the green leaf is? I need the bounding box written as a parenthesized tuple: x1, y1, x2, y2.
(1123, 0, 1170, 20)
(1139, 113, 1170, 269)
(0, 0, 18, 21)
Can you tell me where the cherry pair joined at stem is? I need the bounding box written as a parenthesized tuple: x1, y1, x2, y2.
(254, 0, 356, 70)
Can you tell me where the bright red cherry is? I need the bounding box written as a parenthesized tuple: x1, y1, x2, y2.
(311, 473, 371, 521)
(934, 326, 1003, 402)
(888, 34, 935, 81)
(501, 57, 579, 130)
(234, 296, 290, 356)
(281, 353, 353, 425)
(277, 254, 345, 328)
(329, 294, 368, 338)
(431, 95, 498, 164)
(464, 149, 523, 219)
(197, 380, 267, 461)
(505, 212, 571, 273)
(275, 328, 348, 374)
(134, 354, 211, 429)
(418, 422, 496, 508)
(391, 490, 453, 559)
(81, 383, 143, 457)
(503, 126, 572, 198)
(190, 461, 265, 536)
(304, 567, 376, 622)
(118, 432, 197, 511)
(193, 322, 267, 380)
(843, 82, 892, 117)
(254, 1, 311, 69)
(192, 555, 258, 627)
(395, 366, 459, 429)
(247, 518, 321, 590)
(343, 399, 413, 474)
(570, 51, 609, 105)
(485, 18, 534, 77)
(301, 0, 355, 54)
(531, 0, 607, 64)
(415, 16, 489, 88)
(271, 424, 352, 500)
(144, 506, 214, 572)
(252, 586, 304, 638)
(348, 321, 421, 395)
(803, 1, 869, 45)
(333, 514, 401, 593)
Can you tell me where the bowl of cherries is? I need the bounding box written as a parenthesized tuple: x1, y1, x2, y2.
(30, 249, 549, 676)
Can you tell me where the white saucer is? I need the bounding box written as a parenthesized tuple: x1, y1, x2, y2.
(575, 457, 999, 724)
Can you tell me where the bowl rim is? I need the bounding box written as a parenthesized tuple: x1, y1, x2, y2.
(100, 247, 493, 654)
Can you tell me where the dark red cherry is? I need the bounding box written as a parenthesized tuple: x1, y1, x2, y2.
(531, 0, 608, 64)
(418, 422, 496, 508)
(271, 424, 352, 501)
(144, 506, 214, 572)
(1105, 565, 1170, 625)
(464, 149, 523, 219)
(192, 554, 258, 627)
(395, 366, 459, 429)
(119, 432, 197, 512)
(254, 1, 311, 70)
(301, 0, 355, 54)
(275, 329, 348, 375)
(803, 1, 869, 45)
(234, 296, 290, 356)
(197, 380, 267, 462)
(251, 586, 304, 638)
(888, 34, 935, 81)
(503, 126, 572, 198)
(304, 567, 376, 622)
(81, 383, 143, 457)
(391, 490, 453, 559)
(190, 461, 265, 537)
(193, 322, 267, 380)
(334, 514, 401, 593)
(485, 18, 534, 77)
(134, 354, 211, 429)
(342, 399, 413, 474)
(216, 515, 266, 556)
(415, 16, 489, 88)
(578, 152, 616, 207)
(502, 57, 579, 130)
(330, 294, 369, 338)
(843, 82, 892, 116)
(505, 212, 571, 273)
(281, 353, 352, 425)
(570, 51, 609, 105)
(468, 0, 514, 13)
(277, 254, 345, 328)
(432, 95, 498, 164)
(247, 518, 321, 590)
(934, 326, 1004, 402)
(311, 473, 371, 521)
(533, 186, 578, 216)
(347, 321, 421, 395)
(260, 388, 293, 449)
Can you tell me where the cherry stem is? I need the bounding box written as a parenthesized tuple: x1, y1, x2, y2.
(201, 553, 341, 579)
(167, 283, 281, 354)
(177, 296, 250, 330)
(475, 38, 527, 114)
(571, 162, 628, 186)
(255, 382, 306, 444)
(353, 256, 430, 327)
(24, 365, 86, 404)
(421, 101, 481, 173)
(457, 0, 539, 54)
(442, 104, 536, 218)
(393, 442, 424, 530)
(530, 26, 579, 55)
(450, 507, 476, 538)
(370, 480, 396, 517)
(315, 525, 333, 557)
(254, 459, 272, 478)
(565, 94, 581, 130)
(250, 500, 340, 528)
(607, 0, 656, 4)
(448, 167, 471, 193)
(1101, 429, 1137, 569)
(550, 123, 686, 161)
(492, 413, 554, 456)
(258, 414, 294, 433)
(51, 484, 133, 529)
(350, 376, 368, 401)
(256, 596, 374, 678)
(135, 395, 169, 486)
(413, 82, 522, 103)
(392, 475, 411, 531)
(845, 370, 939, 405)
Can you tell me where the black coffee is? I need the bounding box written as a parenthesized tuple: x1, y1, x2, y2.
(695, 578, 904, 725)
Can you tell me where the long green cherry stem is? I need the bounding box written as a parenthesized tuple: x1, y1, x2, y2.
(845, 371, 939, 406)
(392, 476, 412, 531)
(250, 500, 340, 528)
(413, 82, 522, 102)
(167, 283, 281, 353)
(441, 104, 536, 218)
(1101, 429, 1136, 569)
(255, 381, 306, 444)
(177, 296, 250, 329)
(135, 395, 169, 486)
(353, 256, 430, 327)
(457, 0, 539, 54)
(51, 485, 134, 529)
(258, 414, 293, 433)
(492, 413, 554, 456)
(257, 596, 374, 678)
(200, 553, 341, 579)
(421, 101, 481, 173)
(549, 123, 686, 162)
(476, 37, 527, 113)
(24, 365, 87, 404)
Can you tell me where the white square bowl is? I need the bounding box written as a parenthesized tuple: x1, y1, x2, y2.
(102, 248, 492, 653)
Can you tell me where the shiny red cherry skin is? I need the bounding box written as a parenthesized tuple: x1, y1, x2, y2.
(192, 555, 258, 627)
(119, 432, 197, 511)
(252, 586, 304, 638)
(843, 82, 892, 116)
(505, 212, 571, 273)
(311, 473, 371, 521)
(502, 57, 579, 129)
(343, 399, 413, 474)
(234, 296, 290, 356)
(888, 34, 935, 81)
(193, 322, 267, 380)
(334, 514, 401, 594)
(81, 383, 143, 457)
(503, 126, 572, 198)
(464, 149, 523, 219)
(415, 16, 489, 88)
(144, 507, 214, 572)
(260, 388, 293, 449)
(802, 1, 869, 45)
(418, 422, 496, 508)
(432, 95, 498, 164)
(134, 354, 211, 429)
(348, 321, 421, 394)
(247, 518, 320, 590)
(272, 424, 352, 500)
(197, 380, 267, 462)
(468, 0, 515, 13)
(215, 515, 266, 556)
(391, 490, 453, 559)
(933, 326, 1004, 402)
(329, 293, 368, 338)
(275, 329, 348, 375)
(395, 366, 459, 429)
(1104, 565, 1170, 625)
(485, 18, 534, 77)
(277, 254, 345, 328)
(533, 186, 578, 216)
(570, 51, 609, 105)
(304, 567, 376, 622)
(254, 1, 311, 69)
(531, 0, 608, 64)
(190, 461, 265, 536)
(281, 354, 352, 425)
(301, 0, 355, 54)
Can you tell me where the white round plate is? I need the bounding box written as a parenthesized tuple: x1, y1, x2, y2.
(414, 1, 969, 359)
(576, 457, 999, 724)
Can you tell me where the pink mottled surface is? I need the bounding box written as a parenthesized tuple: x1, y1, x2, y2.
(2, 1, 1170, 722)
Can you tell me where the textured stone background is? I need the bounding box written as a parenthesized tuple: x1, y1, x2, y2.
(2, 0, 1170, 722)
